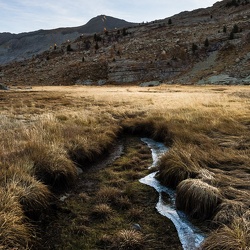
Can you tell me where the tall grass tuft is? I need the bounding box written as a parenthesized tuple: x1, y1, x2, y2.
(91, 204, 113, 221)
(176, 179, 222, 220)
(212, 200, 248, 225)
(111, 229, 144, 250)
(6, 174, 51, 214)
(66, 125, 120, 168)
(156, 142, 200, 188)
(201, 218, 250, 250)
(96, 186, 122, 204)
(0, 164, 51, 217)
(0, 188, 32, 249)
(24, 141, 77, 191)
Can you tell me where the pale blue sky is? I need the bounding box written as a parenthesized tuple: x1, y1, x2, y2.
(0, 0, 219, 34)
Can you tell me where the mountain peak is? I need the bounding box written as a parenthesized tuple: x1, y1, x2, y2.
(81, 15, 136, 33)
(0, 15, 136, 65)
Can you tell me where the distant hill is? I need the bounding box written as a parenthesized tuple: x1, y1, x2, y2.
(1, 0, 250, 86)
(0, 15, 137, 64)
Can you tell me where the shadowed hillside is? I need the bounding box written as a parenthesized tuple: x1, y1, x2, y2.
(1, 0, 250, 85)
(0, 15, 136, 65)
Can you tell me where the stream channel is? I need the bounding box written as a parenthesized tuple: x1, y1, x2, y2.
(59, 137, 206, 249)
(139, 138, 205, 250)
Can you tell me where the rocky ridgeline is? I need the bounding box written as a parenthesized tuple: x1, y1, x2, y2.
(0, 0, 250, 86)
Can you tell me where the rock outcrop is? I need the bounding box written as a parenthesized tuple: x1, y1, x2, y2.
(0, 83, 8, 90)
(198, 74, 250, 85)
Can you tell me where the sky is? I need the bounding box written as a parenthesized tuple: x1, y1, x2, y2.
(0, 0, 220, 34)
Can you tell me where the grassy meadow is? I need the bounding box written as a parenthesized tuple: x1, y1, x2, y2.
(0, 85, 249, 249)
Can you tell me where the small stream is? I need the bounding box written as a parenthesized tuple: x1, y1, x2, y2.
(139, 138, 205, 250)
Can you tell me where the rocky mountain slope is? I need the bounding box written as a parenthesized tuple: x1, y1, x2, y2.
(1, 0, 250, 85)
(0, 16, 136, 65)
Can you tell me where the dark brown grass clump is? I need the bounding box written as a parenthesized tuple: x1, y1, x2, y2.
(212, 199, 248, 226)
(66, 125, 120, 168)
(91, 204, 113, 221)
(127, 208, 144, 221)
(156, 144, 200, 188)
(201, 218, 250, 250)
(114, 196, 132, 210)
(176, 179, 222, 220)
(96, 186, 122, 204)
(122, 117, 172, 144)
(24, 142, 77, 191)
(111, 229, 144, 250)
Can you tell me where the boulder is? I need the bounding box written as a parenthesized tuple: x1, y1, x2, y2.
(140, 80, 161, 87)
(97, 79, 106, 85)
(0, 83, 8, 90)
(242, 75, 250, 85)
(82, 80, 94, 85)
(198, 74, 250, 85)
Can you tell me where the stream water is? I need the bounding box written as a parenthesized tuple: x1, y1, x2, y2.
(139, 138, 205, 250)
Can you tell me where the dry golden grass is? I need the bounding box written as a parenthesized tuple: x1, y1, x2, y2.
(201, 217, 250, 250)
(26, 143, 77, 191)
(0, 84, 249, 248)
(0, 188, 32, 249)
(1, 165, 51, 213)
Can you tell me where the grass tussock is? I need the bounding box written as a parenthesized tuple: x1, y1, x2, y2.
(176, 179, 222, 220)
(96, 186, 131, 209)
(127, 207, 144, 221)
(156, 142, 201, 188)
(91, 204, 113, 221)
(6, 174, 51, 214)
(201, 218, 250, 250)
(66, 129, 119, 168)
(0, 165, 51, 215)
(110, 229, 144, 250)
(212, 200, 248, 226)
(0, 188, 32, 249)
(96, 186, 122, 204)
(24, 141, 77, 191)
